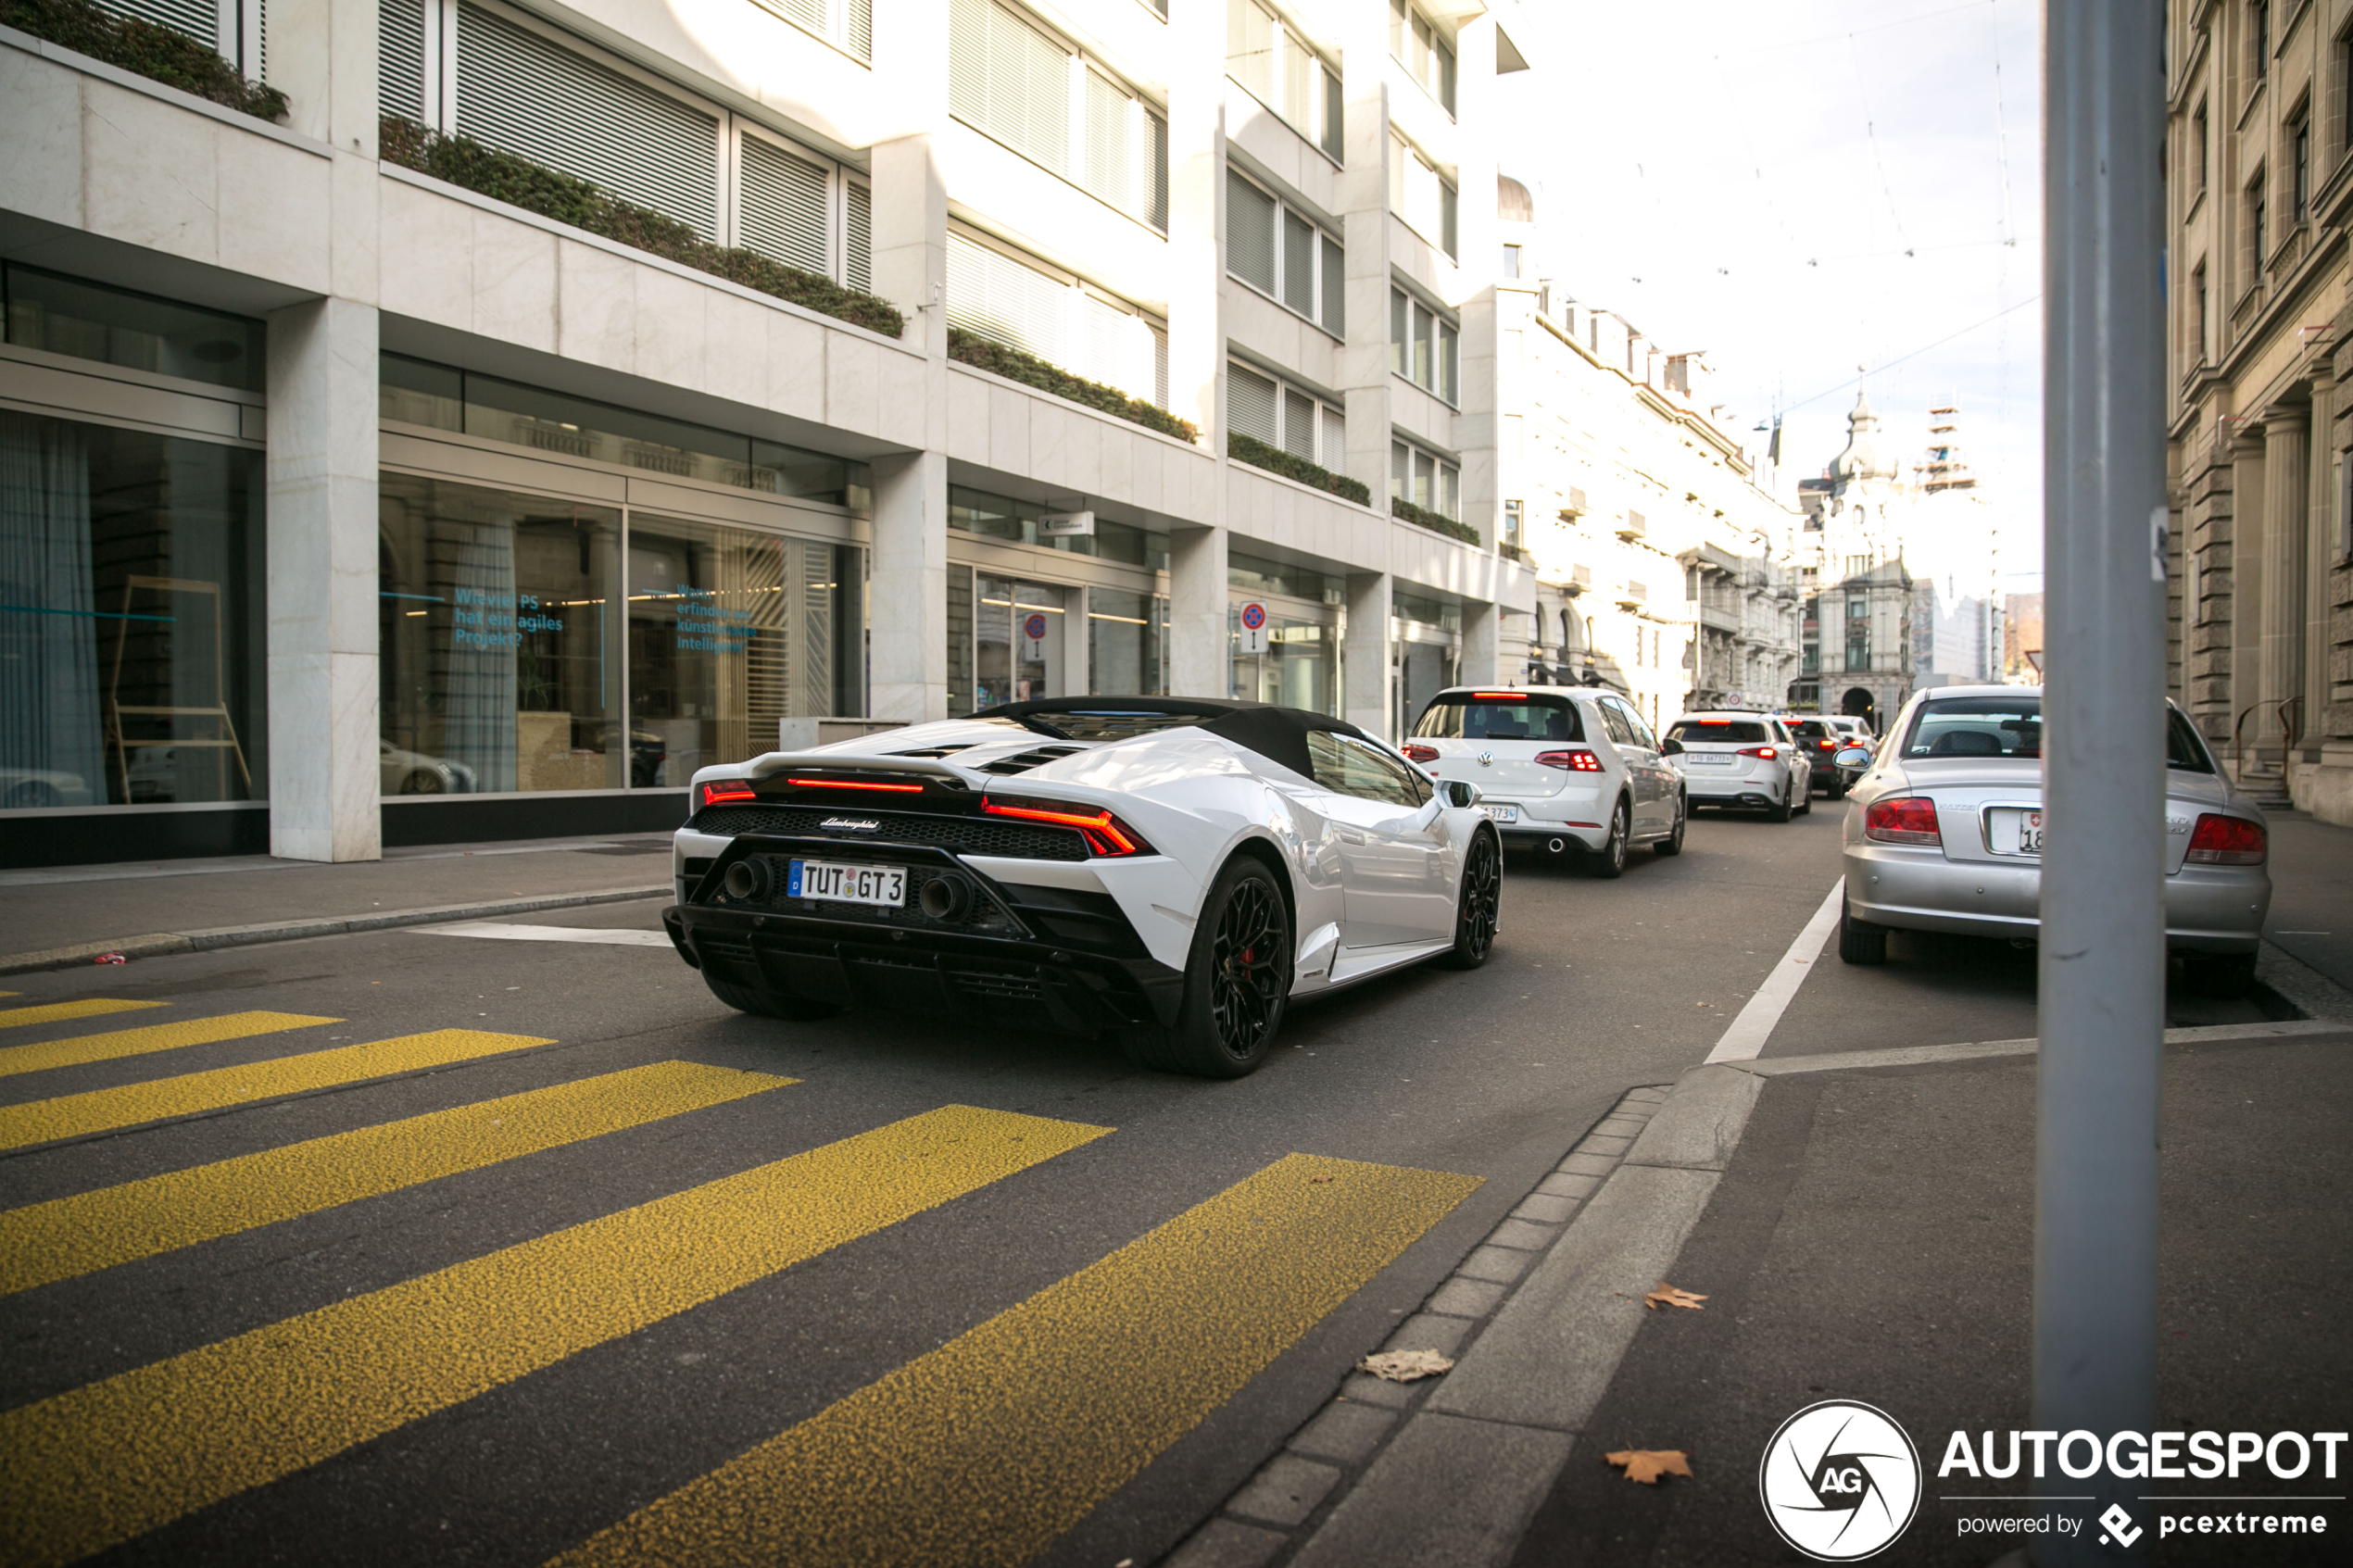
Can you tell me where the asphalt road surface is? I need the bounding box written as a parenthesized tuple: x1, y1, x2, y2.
(0, 803, 2266, 1567)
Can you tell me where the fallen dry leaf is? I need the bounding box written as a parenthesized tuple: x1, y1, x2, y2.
(1604, 1449, 1693, 1485)
(1309, 1175, 1334, 1184)
(1643, 1282, 1707, 1311)
(1357, 1348, 1454, 1382)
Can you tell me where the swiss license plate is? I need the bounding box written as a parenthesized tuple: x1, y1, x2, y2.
(788, 859, 906, 907)
(2017, 810, 2044, 855)
(1481, 803, 1520, 823)
(1994, 809, 2045, 856)
(1684, 752, 1736, 766)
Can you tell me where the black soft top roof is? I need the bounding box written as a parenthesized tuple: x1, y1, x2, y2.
(973, 696, 1371, 781)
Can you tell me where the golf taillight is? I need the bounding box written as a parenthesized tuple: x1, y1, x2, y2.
(698, 780, 757, 807)
(1738, 746, 1780, 760)
(1403, 743, 1439, 762)
(982, 793, 1155, 857)
(1863, 796, 1942, 846)
(2185, 813, 2266, 865)
(1536, 748, 1605, 772)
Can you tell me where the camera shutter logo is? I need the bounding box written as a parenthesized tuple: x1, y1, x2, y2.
(1758, 1399, 1922, 1561)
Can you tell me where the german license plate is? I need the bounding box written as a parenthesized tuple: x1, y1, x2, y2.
(1481, 803, 1520, 823)
(788, 859, 906, 907)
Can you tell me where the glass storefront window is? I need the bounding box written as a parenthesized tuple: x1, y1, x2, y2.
(1228, 550, 1342, 606)
(379, 356, 872, 508)
(379, 475, 623, 794)
(1088, 587, 1167, 696)
(947, 485, 1168, 568)
(1, 412, 266, 809)
(627, 517, 850, 784)
(976, 577, 1069, 708)
(1230, 599, 1334, 713)
(3, 266, 265, 393)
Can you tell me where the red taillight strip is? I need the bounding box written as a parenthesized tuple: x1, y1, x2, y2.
(784, 776, 925, 793)
(1470, 691, 1527, 700)
(698, 782, 757, 807)
(982, 795, 1152, 856)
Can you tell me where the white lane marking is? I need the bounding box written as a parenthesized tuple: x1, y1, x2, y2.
(1704, 879, 1845, 1064)
(413, 922, 673, 947)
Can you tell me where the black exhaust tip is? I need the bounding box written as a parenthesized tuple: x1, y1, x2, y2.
(920, 873, 975, 922)
(723, 859, 773, 902)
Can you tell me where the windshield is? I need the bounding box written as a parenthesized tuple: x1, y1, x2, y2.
(1790, 720, 1831, 739)
(1012, 710, 1221, 742)
(1414, 696, 1582, 742)
(1902, 696, 2042, 759)
(1667, 719, 1769, 744)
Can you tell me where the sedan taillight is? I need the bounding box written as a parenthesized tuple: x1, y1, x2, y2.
(2185, 813, 2266, 865)
(1535, 748, 1606, 772)
(1863, 796, 1942, 846)
(1738, 745, 1780, 760)
(698, 780, 757, 808)
(1403, 743, 1439, 763)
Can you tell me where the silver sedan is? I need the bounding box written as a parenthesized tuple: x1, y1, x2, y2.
(1835, 685, 2271, 996)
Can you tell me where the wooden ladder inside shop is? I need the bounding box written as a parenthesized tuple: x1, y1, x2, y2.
(104, 575, 253, 802)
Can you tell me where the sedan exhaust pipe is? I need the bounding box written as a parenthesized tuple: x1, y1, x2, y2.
(1547, 837, 1567, 854)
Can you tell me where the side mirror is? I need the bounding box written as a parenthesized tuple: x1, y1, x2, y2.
(1442, 779, 1483, 809)
(1833, 746, 1870, 769)
(1660, 737, 1684, 756)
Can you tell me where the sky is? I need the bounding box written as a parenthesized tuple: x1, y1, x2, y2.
(1493, 0, 2045, 593)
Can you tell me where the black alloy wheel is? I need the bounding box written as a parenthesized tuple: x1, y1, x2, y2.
(1120, 857, 1292, 1078)
(1795, 781, 1813, 816)
(1438, 829, 1502, 969)
(1590, 799, 1630, 879)
(1837, 899, 1888, 965)
(1655, 793, 1686, 856)
(1767, 783, 1793, 822)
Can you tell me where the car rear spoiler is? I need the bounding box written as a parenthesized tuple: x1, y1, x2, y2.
(736, 751, 975, 785)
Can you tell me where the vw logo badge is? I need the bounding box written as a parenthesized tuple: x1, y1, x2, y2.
(1757, 1399, 1921, 1561)
(1478, 751, 1493, 767)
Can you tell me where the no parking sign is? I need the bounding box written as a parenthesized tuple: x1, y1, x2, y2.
(1023, 612, 1049, 642)
(1239, 601, 1268, 655)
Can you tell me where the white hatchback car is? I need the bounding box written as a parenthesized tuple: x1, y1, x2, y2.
(1666, 712, 1813, 821)
(1404, 686, 1685, 877)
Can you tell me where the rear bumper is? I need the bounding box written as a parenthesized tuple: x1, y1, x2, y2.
(1842, 845, 2270, 952)
(663, 833, 1187, 1029)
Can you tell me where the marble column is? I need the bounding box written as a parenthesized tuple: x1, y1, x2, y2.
(867, 449, 948, 722)
(2259, 409, 2309, 760)
(1343, 571, 1391, 738)
(2306, 374, 2338, 762)
(265, 295, 381, 861)
(2229, 428, 2268, 760)
(1167, 525, 1229, 700)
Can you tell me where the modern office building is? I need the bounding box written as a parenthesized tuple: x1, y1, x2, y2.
(0, 0, 1536, 866)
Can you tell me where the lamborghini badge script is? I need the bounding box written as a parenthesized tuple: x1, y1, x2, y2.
(821, 817, 882, 833)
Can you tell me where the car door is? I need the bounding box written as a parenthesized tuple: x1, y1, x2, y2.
(1601, 696, 1663, 833)
(1305, 731, 1455, 946)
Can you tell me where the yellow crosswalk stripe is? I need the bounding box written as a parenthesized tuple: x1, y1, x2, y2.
(0, 1060, 795, 1296)
(0, 1028, 555, 1151)
(0, 1010, 340, 1081)
(555, 1152, 1481, 1568)
(0, 998, 165, 1031)
(0, 1103, 1110, 1568)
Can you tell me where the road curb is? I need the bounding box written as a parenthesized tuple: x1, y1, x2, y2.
(0, 885, 672, 975)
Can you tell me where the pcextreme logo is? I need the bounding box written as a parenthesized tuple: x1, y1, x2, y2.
(1758, 1400, 1924, 1561)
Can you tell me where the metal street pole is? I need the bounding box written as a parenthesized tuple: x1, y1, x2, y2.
(2036, 3, 2166, 1562)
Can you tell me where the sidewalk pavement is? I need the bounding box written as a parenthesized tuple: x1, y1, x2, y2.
(0, 834, 674, 973)
(1167, 819, 2353, 1567)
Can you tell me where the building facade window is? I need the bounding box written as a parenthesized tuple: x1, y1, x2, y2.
(1227, 0, 1344, 163)
(2195, 100, 2209, 191)
(1, 411, 266, 811)
(2253, 0, 2270, 82)
(2194, 260, 2209, 360)
(1388, 0, 1455, 115)
(1087, 585, 1168, 696)
(1502, 243, 1521, 279)
(1503, 499, 1524, 551)
(4, 265, 264, 390)
(1388, 132, 1458, 257)
(2294, 113, 2311, 220)
(2249, 168, 2269, 272)
(1390, 287, 1460, 404)
(1227, 360, 1346, 470)
(1226, 171, 1344, 335)
(1391, 439, 1460, 520)
(946, 231, 1170, 410)
(951, 0, 1169, 229)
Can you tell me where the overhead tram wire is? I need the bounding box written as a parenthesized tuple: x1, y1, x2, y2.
(1779, 295, 2040, 415)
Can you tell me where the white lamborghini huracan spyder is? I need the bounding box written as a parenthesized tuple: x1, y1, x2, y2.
(662, 696, 1504, 1077)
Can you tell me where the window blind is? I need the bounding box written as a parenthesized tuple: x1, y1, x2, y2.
(952, 0, 1069, 174)
(379, 0, 426, 122)
(1320, 235, 1344, 334)
(1283, 388, 1315, 460)
(1283, 210, 1315, 316)
(1227, 171, 1277, 294)
(738, 134, 831, 275)
(1228, 362, 1277, 446)
(1228, 0, 1273, 104)
(1321, 406, 1345, 470)
(1150, 110, 1170, 230)
(846, 0, 870, 59)
(947, 232, 1068, 368)
(1080, 292, 1158, 407)
(94, 0, 218, 47)
(845, 181, 872, 293)
(1084, 69, 1131, 212)
(454, 3, 721, 240)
